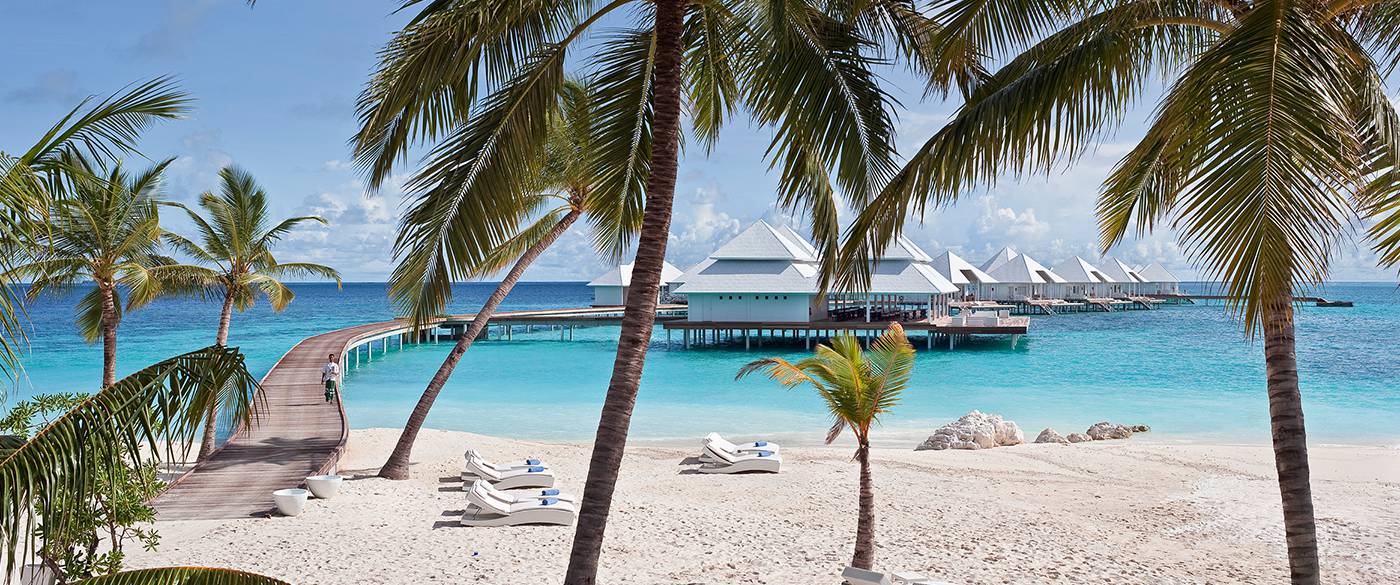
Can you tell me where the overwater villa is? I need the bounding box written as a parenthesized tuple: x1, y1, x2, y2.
(980, 246, 1020, 273)
(1053, 256, 1117, 300)
(672, 220, 958, 323)
(587, 261, 684, 306)
(1135, 262, 1182, 295)
(1098, 257, 1150, 296)
(983, 251, 1069, 301)
(929, 250, 999, 300)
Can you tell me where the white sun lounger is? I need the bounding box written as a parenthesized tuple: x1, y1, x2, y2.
(461, 449, 550, 480)
(463, 452, 555, 489)
(460, 480, 576, 527)
(470, 479, 577, 504)
(698, 432, 781, 463)
(697, 442, 781, 474)
(841, 566, 954, 585)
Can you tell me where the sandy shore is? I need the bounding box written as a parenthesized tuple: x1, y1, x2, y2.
(129, 428, 1400, 584)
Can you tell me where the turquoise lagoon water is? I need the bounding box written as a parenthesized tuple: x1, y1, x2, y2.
(9, 282, 1400, 447)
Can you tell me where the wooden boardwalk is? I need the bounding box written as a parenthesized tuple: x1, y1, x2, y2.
(152, 319, 409, 519)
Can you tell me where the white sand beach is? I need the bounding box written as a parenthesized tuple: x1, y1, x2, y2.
(129, 428, 1400, 584)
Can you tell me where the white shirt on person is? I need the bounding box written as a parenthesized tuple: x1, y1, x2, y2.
(321, 361, 340, 383)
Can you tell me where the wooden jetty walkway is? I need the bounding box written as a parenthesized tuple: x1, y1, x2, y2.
(151, 305, 680, 520)
(152, 319, 411, 519)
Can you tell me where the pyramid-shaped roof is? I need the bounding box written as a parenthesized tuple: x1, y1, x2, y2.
(588, 261, 683, 287)
(710, 220, 817, 261)
(864, 260, 959, 294)
(988, 253, 1068, 284)
(1136, 262, 1181, 283)
(980, 246, 1019, 273)
(776, 224, 819, 258)
(1052, 257, 1115, 284)
(1099, 257, 1148, 283)
(930, 251, 998, 285)
(879, 235, 935, 262)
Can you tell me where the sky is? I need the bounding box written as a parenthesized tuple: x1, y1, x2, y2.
(3, 0, 1397, 282)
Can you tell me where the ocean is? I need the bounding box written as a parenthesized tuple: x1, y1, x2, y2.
(9, 281, 1399, 447)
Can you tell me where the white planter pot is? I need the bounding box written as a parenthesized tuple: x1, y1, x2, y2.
(305, 474, 344, 499)
(20, 564, 55, 585)
(272, 488, 310, 517)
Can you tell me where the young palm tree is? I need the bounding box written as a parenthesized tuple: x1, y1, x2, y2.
(837, 2, 1400, 582)
(0, 345, 286, 585)
(376, 80, 638, 480)
(0, 78, 191, 386)
(736, 323, 913, 570)
(9, 157, 205, 388)
(352, 2, 928, 580)
(165, 166, 341, 462)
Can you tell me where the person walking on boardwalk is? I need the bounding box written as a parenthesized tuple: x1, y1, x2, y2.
(321, 353, 340, 403)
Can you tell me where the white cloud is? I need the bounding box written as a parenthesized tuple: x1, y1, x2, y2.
(667, 186, 743, 268)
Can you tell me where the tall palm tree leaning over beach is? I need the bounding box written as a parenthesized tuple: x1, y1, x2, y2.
(373, 80, 644, 480)
(166, 165, 341, 462)
(737, 323, 913, 570)
(0, 78, 190, 390)
(349, 1, 951, 580)
(9, 156, 206, 389)
(837, 1, 1400, 582)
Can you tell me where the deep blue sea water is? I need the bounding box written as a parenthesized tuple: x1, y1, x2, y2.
(9, 282, 1400, 447)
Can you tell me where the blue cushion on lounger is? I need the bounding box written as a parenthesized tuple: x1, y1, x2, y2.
(525, 458, 541, 465)
(758, 451, 773, 457)
(527, 466, 545, 473)
(540, 498, 558, 506)
(754, 441, 767, 447)
(540, 489, 560, 496)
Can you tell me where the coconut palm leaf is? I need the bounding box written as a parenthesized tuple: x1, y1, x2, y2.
(683, 0, 741, 149)
(18, 78, 191, 177)
(72, 567, 290, 585)
(0, 346, 263, 579)
(586, 26, 658, 261)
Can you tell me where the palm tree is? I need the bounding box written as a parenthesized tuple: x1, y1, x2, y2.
(353, 2, 927, 580)
(0, 78, 191, 388)
(837, 2, 1400, 582)
(165, 166, 341, 462)
(376, 79, 641, 479)
(736, 323, 913, 570)
(9, 157, 207, 388)
(0, 345, 288, 585)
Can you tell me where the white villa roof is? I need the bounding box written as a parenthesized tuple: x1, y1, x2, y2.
(930, 251, 998, 285)
(1052, 257, 1115, 284)
(587, 261, 683, 287)
(710, 220, 818, 261)
(865, 261, 959, 294)
(1099, 257, 1149, 283)
(777, 224, 820, 258)
(880, 235, 935, 262)
(988, 253, 1068, 284)
(1136, 262, 1181, 283)
(980, 246, 1019, 273)
(669, 257, 819, 294)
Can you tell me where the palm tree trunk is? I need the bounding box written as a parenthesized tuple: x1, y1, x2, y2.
(1264, 293, 1319, 584)
(852, 440, 876, 570)
(564, 1, 685, 582)
(197, 290, 237, 462)
(99, 282, 118, 389)
(378, 209, 583, 480)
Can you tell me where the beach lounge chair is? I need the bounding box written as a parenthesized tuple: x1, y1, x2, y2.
(463, 451, 555, 489)
(470, 479, 577, 504)
(841, 567, 953, 585)
(697, 442, 781, 474)
(460, 480, 576, 527)
(461, 449, 549, 478)
(698, 432, 780, 463)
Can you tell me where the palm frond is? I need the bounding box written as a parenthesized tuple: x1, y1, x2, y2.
(1101, 0, 1363, 333)
(19, 78, 191, 171)
(73, 567, 290, 585)
(0, 346, 262, 578)
(585, 27, 658, 261)
(388, 41, 570, 327)
(683, 0, 741, 149)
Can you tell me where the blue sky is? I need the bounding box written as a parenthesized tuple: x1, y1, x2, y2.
(3, 0, 1396, 282)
